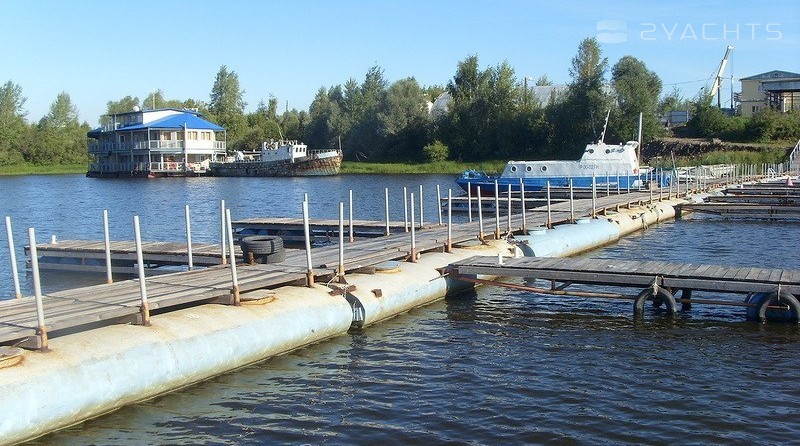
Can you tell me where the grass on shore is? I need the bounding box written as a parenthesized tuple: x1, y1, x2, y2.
(0, 163, 87, 176)
(341, 160, 507, 175)
(651, 149, 789, 168)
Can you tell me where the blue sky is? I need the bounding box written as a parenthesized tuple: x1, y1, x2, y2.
(1, 0, 797, 125)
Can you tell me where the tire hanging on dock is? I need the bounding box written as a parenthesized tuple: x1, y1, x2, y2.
(745, 288, 800, 323)
(634, 285, 676, 317)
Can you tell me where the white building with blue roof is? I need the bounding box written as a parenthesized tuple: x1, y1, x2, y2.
(87, 108, 227, 177)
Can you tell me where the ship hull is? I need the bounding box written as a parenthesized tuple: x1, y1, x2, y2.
(210, 152, 342, 177)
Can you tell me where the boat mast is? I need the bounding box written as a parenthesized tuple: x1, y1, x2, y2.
(599, 110, 610, 144)
(637, 111, 643, 160)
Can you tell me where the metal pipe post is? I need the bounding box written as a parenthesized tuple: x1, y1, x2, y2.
(184, 205, 193, 270)
(493, 180, 500, 239)
(348, 190, 354, 243)
(446, 189, 452, 253)
(467, 182, 473, 222)
(546, 181, 552, 228)
(384, 187, 390, 236)
(591, 174, 597, 218)
(437, 184, 443, 225)
(410, 192, 417, 262)
(132, 216, 151, 325)
(338, 202, 345, 277)
(5, 216, 21, 299)
(616, 172, 620, 195)
(520, 181, 527, 232)
(506, 184, 512, 233)
(403, 186, 409, 232)
(225, 209, 240, 305)
(102, 210, 113, 284)
(477, 187, 484, 241)
(418, 184, 424, 228)
(606, 173, 610, 196)
(27, 228, 48, 349)
(569, 179, 575, 223)
(219, 199, 227, 264)
(302, 200, 314, 287)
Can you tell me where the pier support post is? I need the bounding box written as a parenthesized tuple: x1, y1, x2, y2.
(348, 190, 354, 243)
(28, 228, 49, 350)
(410, 192, 417, 262)
(680, 288, 692, 311)
(437, 184, 443, 225)
(591, 174, 597, 218)
(520, 181, 527, 232)
(384, 188, 390, 236)
(219, 199, 227, 265)
(447, 189, 452, 253)
(507, 184, 512, 234)
(185, 205, 193, 271)
(5, 216, 22, 299)
(102, 210, 113, 284)
(419, 184, 424, 228)
(616, 172, 620, 195)
(338, 202, 345, 278)
(467, 182, 473, 223)
(494, 180, 500, 239)
(546, 181, 552, 229)
(606, 173, 610, 196)
(302, 200, 314, 287)
(477, 187, 485, 241)
(403, 187, 409, 232)
(225, 209, 240, 306)
(132, 216, 151, 325)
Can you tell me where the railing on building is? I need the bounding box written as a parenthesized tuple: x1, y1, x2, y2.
(89, 140, 226, 153)
(790, 138, 800, 175)
(87, 162, 148, 174)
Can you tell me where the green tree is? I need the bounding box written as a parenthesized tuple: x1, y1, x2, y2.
(610, 56, 663, 142)
(143, 89, 166, 110)
(101, 96, 140, 124)
(378, 77, 431, 160)
(0, 80, 27, 165)
(41, 92, 79, 128)
(209, 65, 247, 142)
(535, 75, 553, 86)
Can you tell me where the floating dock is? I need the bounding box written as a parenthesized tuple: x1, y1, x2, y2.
(447, 256, 800, 322)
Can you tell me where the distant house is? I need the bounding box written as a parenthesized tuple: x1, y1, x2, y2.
(428, 85, 568, 118)
(737, 70, 800, 117)
(87, 108, 227, 177)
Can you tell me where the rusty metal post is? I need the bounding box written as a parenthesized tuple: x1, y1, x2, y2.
(569, 179, 575, 223)
(102, 210, 113, 284)
(403, 186, 409, 232)
(410, 192, 417, 262)
(546, 181, 552, 229)
(27, 228, 48, 349)
(467, 182, 473, 222)
(185, 204, 193, 270)
(5, 216, 21, 299)
(132, 216, 151, 325)
(447, 188, 452, 253)
(302, 199, 314, 287)
(477, 186, 484, 241)
(348, 189, 354, 243)
(225, 209, 240, 305)
(437, 184, 443, 225)
(383, 187, 390, 236)
(219, 199, 227, 265)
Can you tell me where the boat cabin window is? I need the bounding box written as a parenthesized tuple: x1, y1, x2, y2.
(510, 165, 517, 172)
(605, 149, 611, 154)
(540, 165, 548, 172)
(526, 165, 532, 172)
(587, 149, 594, 154)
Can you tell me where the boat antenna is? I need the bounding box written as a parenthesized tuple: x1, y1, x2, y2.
(599, 109, 610, 144)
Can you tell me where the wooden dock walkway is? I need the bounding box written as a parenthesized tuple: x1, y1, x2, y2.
(0, 183, 718, 347)
(678, 181, 800, 219)
(447, 256, 800, 320)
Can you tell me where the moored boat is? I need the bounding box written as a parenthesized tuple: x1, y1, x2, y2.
(210, 140, 343, 177)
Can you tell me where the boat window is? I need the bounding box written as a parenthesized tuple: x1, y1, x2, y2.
(540, 165, 547, 172)
(510, 165, 517, 172)
(526, 165, 532, 172)
(588, 149, 594, 154)
(605, 149, 611, 154)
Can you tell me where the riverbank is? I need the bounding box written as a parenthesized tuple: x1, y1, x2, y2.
(643, 137, 794, 166)
(0, 163, 87, 176)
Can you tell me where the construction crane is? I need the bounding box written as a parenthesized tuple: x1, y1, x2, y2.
(709, 45, 734, 108)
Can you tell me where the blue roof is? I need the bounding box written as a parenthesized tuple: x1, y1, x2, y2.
(88, 111, 224, 137)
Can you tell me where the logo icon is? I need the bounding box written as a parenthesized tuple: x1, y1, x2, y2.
(597, 20, 627, 43)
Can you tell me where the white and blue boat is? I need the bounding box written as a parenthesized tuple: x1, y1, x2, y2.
(456, 116, 671, 194)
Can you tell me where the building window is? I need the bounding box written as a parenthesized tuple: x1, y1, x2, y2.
(752, 106, 759, 113)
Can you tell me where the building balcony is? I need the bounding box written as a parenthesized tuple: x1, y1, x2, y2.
(89, 140, 226, 154)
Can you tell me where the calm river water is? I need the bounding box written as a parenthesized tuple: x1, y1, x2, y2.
(2, 174, 800, 445)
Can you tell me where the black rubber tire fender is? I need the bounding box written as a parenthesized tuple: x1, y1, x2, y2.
(241, 235, 284, 255)
(755, 289, 800, 324)
(634, 286, 676, 317)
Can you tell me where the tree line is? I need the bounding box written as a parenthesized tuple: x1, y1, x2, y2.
(1, 37, 796, 168)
